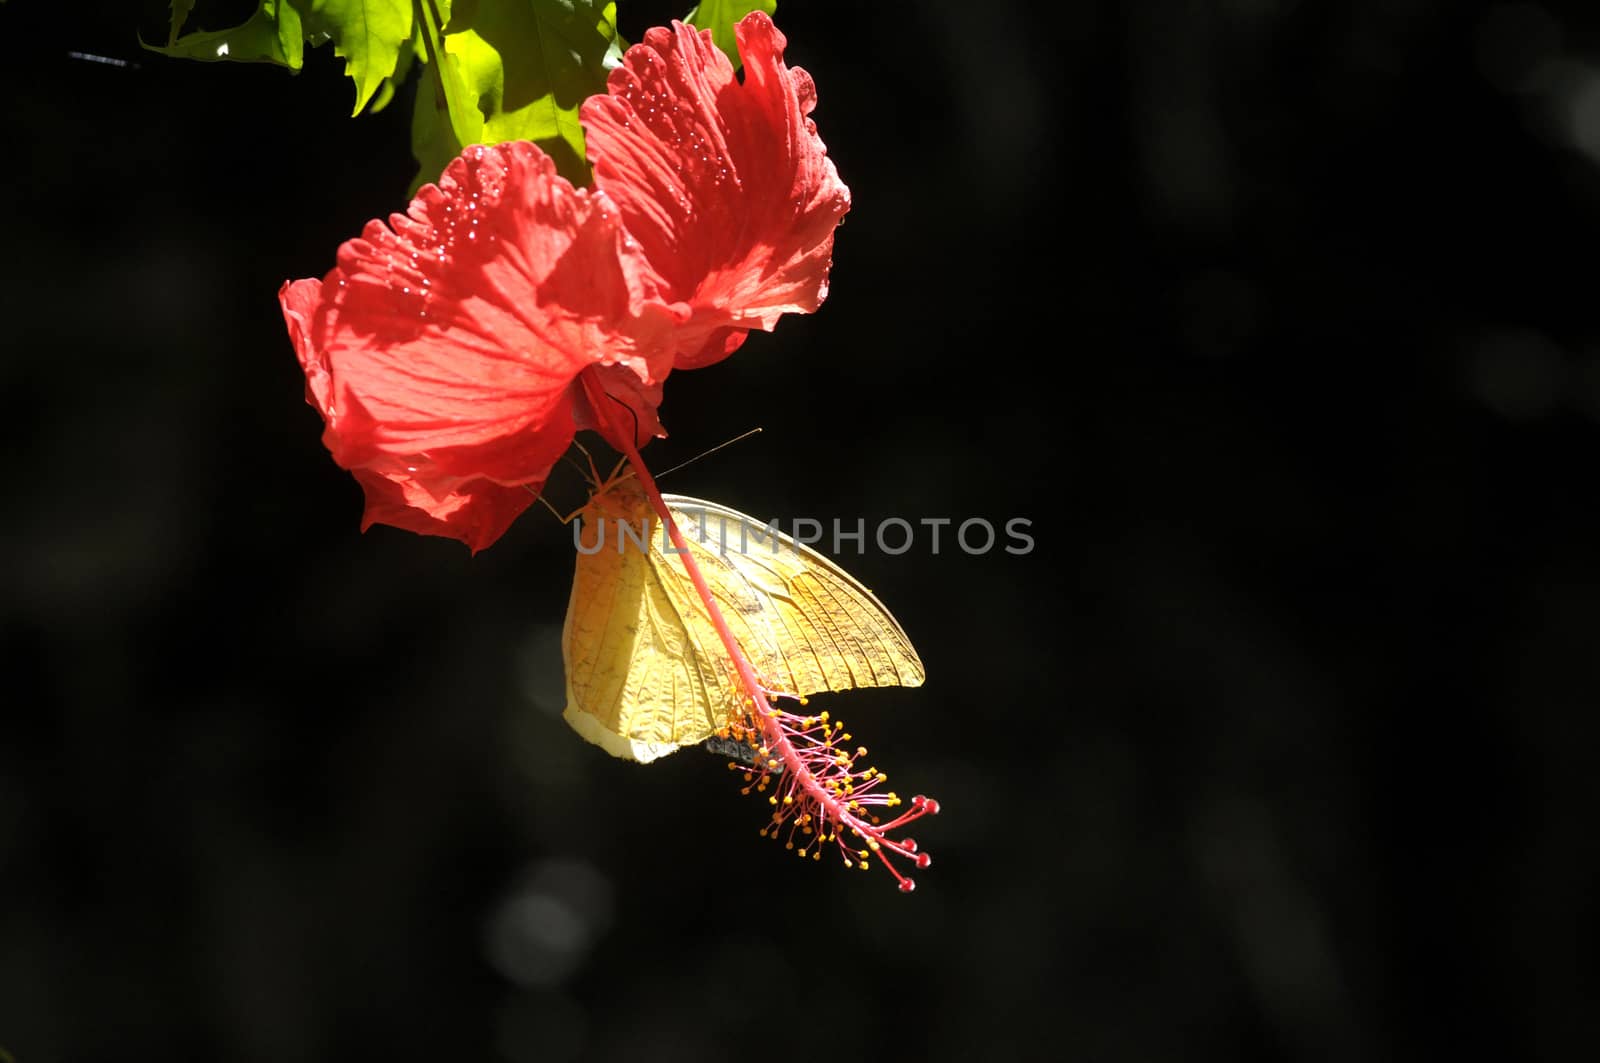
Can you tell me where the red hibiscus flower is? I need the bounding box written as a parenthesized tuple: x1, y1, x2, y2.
(280, 13, 848, 552)
(584, 13, 851, 368)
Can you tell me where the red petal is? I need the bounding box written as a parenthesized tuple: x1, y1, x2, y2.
(573, 362, 667, 451)
(583, 13, 850, 368)
(320, 143, 675, 479)
(352, 468, 537, 555)
(281, 142, 681, 551)
(676, 325, 748, 371)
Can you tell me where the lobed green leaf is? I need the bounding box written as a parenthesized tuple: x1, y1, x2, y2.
(147, 1, 414, 115)
(305, 2, 416, 115)
(151, 2, 626, 190)
(412, 1, 624, 188)
(146, 1, 306, 68)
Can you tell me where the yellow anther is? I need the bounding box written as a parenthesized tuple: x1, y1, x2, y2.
(743, 772, 754, 783)
(858, 849, 869, 859)
(856, 747, 868, 758)
(799, 696, 810, 706)
(819, 710, 829, 721)
(782, 795, 793, 806)
(768, 796, 778, 805)
(867, 840, 880, 851)
(857, 860, 868, 870)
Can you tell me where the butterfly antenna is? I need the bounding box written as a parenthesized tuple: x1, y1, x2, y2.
(655, 427, 764, 481)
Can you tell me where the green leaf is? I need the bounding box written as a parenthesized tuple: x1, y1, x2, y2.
(146, 1, 305, 67)
(148, 1, 414, 115)
(302, 2, 416, 115)
(683, 0, 774, 69)
(366, 32, 417, 114)
(168, 1, 197, 44)
(412, 0, 624, 188)
(150, 1, 628, 191)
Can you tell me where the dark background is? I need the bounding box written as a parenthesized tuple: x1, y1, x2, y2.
(3, 0, 1597, 1059)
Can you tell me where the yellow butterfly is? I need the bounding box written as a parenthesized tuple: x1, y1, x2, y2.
(561, 466, 926, 762)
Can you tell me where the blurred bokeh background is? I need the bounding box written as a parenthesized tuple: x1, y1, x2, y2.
(4, 0, 1598, 1059)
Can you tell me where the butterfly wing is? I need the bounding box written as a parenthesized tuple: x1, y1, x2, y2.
(656, 495, 926, 697)
(562, 486, 737, 762)
(561, 485, 925, 763)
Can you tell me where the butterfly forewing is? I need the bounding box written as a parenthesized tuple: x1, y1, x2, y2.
(658, 495, 926, 696)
